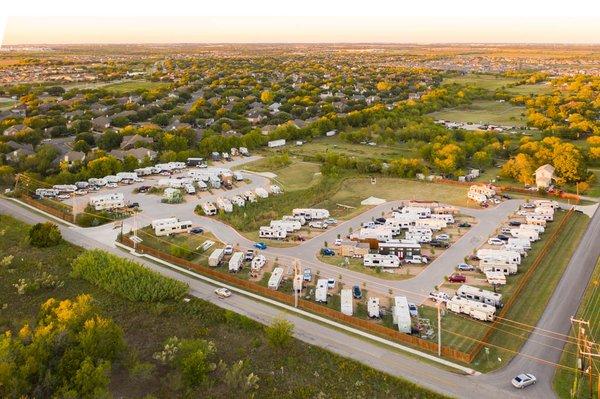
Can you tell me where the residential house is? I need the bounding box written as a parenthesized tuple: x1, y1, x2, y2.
(62, 151, 86, 166)
(534, 164, 555, 188)
(91, 116, 111, 131)
(3, 124, 33, 137)
(120, 134, 154, 150)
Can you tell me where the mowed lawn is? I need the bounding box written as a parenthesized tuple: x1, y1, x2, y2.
(289, 136, 419, 161)
(505, 83, 555, 96)
(102, 80, 170, 93)
(243, 158, 322, 191)
(442, 74, 519, 90)
(429, 100, 527, 126)
(554, 257, 600, 399)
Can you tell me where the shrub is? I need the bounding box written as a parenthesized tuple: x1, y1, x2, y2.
(71, 249, 188, 302)
(28, 222, 62, 247)
(265, 318, 294, 348)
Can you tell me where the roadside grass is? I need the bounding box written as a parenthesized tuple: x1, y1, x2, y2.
(428, 100, 527, 126)
(102, 80, 170, 93)
(554, 257, 600, 399)
(442, 75, 519, 91)
(0, 214, 450, 399)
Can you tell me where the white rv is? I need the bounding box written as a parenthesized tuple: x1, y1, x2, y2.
(510, 228, 539, 241)
(367, 297, 380, 318)
(363, 254, 401, 268)
(53, 184, 78, 193)
(392, 296, 412, 334)
(469, 184, 496, 198)
(283, 215, 306, 225)
(457, 284, 503, 308)
(216, 197, 233, 213)
(116, 172, 138, 181)
(400, 206, 431, 219)
(414, 218, 447, 231)
(268, 139, 286, 148)
(507, 237, 531, 249)
(525, 215, 547, 226)
(357, 226, 395, 242)
(153, 219, 192, 237)
(228, 252, 244, 273)
(35, 188, 59, 197)
(270, 185, 283, 194)
(268, 267, 284, 290)
(430, 213, 455, 224)
(183, 183, 196, 195)
(535, 206, 554, 216)
(230, 195, 245, 207)
(201, 201, 218, 216)
(479, 261, 518, 275)
(315, 279, 328, 303)
(208, 249, 224, 267)
(533, 199, 559, 209)
(259, 226, 287, 239)
(255, 187, 269, 199)
(476, 249, 521, 265)
(519, 224, 545, 234)
(340, 289, 353, 316)
(468, 191, 488, 204)
(485, 271, 507, 285)
(385, 217, 416, 232)
(251, 254, 266, 271)
(292, 208, 330, 220)
(243, 191, 257, 203)
(404, 230, 432, 243)
(89, 192, 125, 211)
(447, 296, 495, 322)
(88, 177, 107, 186)
(270, 220, 301, 232)
(209, 175, 221, 189)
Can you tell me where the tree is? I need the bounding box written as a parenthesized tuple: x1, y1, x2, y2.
(260, 90, 274, 104)
(96, 130, 122, 151)
(29, 222, 62, 247)
(154, 337, 217, 388)
(265, 318, 294, 348)
(376, 81, 392, 91)
(72, 140, 91, 153)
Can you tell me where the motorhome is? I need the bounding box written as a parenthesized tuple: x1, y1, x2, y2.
(357, 226, 395, 242)
(228, 252, 244, 272)
(215, 197, 233, 213)
(208, 249, 224, 267)
(485, 271, 507, 285)
(315, 279, 328, 303)
(292, 208, 330, 220)
(153, 219, 192, 236)
(479, 260, 518, 275)
(430, 213, 455, 224)
(457, 284, 503, 308)
(230, 195, 245, 207)
(197, 181, 208, 191)
(270, 219, 301, 232)
(447, 296, 495, 322)
(259, 226, 287, 239)
(89, 193, 125, 211)
(510, 228, 539, 241)
(201, 201, 218, 216)
(476, 249, 522, 265)
(392, 296, 412, 333)
(367, 297, 380, 318)
(255, 187, 269, 198)
(363, 254, 401, 268)
(414, 218, 447, 231)
(251, 255, 266, 271)
(268, 267, 284, 290)
(340, 289, 353, 316)
(399, 206, 431, 218)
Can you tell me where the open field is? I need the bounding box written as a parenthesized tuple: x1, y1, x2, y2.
(0, 214, 448, 399)
(505, 83, 555, 96)
(102, 80, 170, 93)
(243, 159, 322, 191)
(429, 100, 527, 126)
(0, 97, 17, 110)
(554, 258, 600, 399)
(442, 75, 519, 91)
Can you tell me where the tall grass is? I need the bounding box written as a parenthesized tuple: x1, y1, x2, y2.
(71, 249, 188, 302)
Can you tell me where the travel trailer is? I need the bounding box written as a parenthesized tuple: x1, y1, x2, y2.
(519, 224, 545, 234)
(468, 190, 488, 204)
(340, 289, 353, 316)
(392, 296, 412, 333)
(251, 255, 266, 271)
(399, 206, 431, 218)
(357, 226, 395, 242)
(228, 252, 244, 272)
(153, 219, 192, 237)
(457, 284, 503, 308)
(230, 195, 245, 207)
(208, 249, 224, 267)
(268, 267, 284, 290)
(367, 297, 380, 318)
(485, 271, 507, 285)
(479, 261, 518, 275)
(201, 201, 218, 216)
(430, 213, 455, 224)
(476, 249, 521, 265)
(259, 226, 287, 239)
(89, 193, 125, 211)
(292, 208, 330, 220)
(243, 191, 257, 203)
(447, 296, 495, 322)
(270, 220, 301, 232)
(255, 187, 269, 198)
(315, 279, 328, 303)
(363, 254, 401, 268)
(510, 228, 539, 241)
(469, 184, 496, 198)
(216, 197, 233, 213)
(414, 218, 447, 231)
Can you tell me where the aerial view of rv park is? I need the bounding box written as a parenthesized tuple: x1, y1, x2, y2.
(0, 10, 599, 399)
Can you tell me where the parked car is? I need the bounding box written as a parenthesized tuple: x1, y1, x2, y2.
(430, 240, 450, 248)
(334, 238, 342, 246)
(223, 245, 233, 255)
(448, 274, 466, 283)
(325, 218, 338, 225)
(501, 194, 512, 199)
(127, 202, 140, 208)
(522, 203, 536, 209)
(511, 374, 537, 389)
(190, 227, 204, 234)
(254, 242, 267, 250)
(374, 217, 386, 224)
(303, 268, 312, 282)
(509, 220, 522, 227)
(321, 248, 335, 256)
(456, 263, 474, 271)
(57, 194, 70, 200)
(408, 303, 419, 317)
(488, 238, 504, 246)
(214, 288, 231, 298)
(458, 222, 471, 228)
(429, 291, 450, 303)
(137, 185, 151, 193)
(497, 234, 510, 241)
(327, 278, 336, 289)
(435, 234, 450, 241)
(352, 285, 362, 299)
(244, 250, 254, 262)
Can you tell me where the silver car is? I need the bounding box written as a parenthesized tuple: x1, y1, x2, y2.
(511, 373, 537, 389)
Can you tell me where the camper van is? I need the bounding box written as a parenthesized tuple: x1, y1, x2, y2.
(228, 252, 244, 273)
(367, 297, 380, 318)
(363, 254, 401, 268)
(457, 284, 503, 308)
(268, 267, 284, 290)
(201, 202, 218, 216)
(447, 296, 495, 322)
(392, 296, 412, 333)
(270, 220, 301, 232)
(208, 249, 224, 267)
(510, 228, 539, 241)
(315, 279, 328, 303)
(259, 226, 287, 239)
(340, 289, 353, 316)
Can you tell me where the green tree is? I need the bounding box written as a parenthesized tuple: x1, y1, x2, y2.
(29, 222, 62, 247)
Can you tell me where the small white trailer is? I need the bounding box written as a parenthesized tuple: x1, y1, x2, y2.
(259, 226, 287, 239)
(268, 267, 284, 290)
(239, 147, 250, 156)
(504, 243, 528, 255)
(270, 185, 283, 194)
(340, 289, 353, 316)
(208, 248, 224, 267)
(457, 284, 503, 308)
(209, 175, 221, 189)
(518, 224, 545, 234)
(251, 254, 266, 271)
(228, 252, 244, 273)
(315, 279, 328, 303)
(392, 296, 412, 334)
(447, 296, 495, 321)
(535, 206, 555, 216)
(525, 215, 547, 226)
(357, 226, 395, 242)
(414, 218, 447, 231)
(201, 202, 218, 216)
(485, 271, 507, 285)
(268, 139, 286, 148)
(292, 208, 330, 220)
(104, 175, 122, 184)
(230, 195, 245, 207)
(270, 220, 301, 232)
(89, 192, 125, 211)
(477, 249, 521, 265)
(400, 206, 431, 218)
(479, 260, 518, 275)
(255, 187, 269, 199)
(367, 297, 380, 318)
(363, 254, 401, 268)
(508, 237, 532, 249)
(510, 228, 539, 242)
(430, 213, 455, 224)
(153, 219, 192, 236)
(385, 217, 415, 231)
(116, 172, 138, 181)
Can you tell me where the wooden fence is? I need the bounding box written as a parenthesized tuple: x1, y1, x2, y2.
(467, 208, 575, 359)
(120, 235, 473, 364)
(20, 195, 75, 223)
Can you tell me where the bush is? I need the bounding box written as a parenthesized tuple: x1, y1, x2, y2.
(28, 222, 62, 247)
(71, 249, 188, 302)
(265, 318, 294, 348)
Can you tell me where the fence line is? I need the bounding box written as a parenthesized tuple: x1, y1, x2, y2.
(120, 235, 473, 363)
(19, 195, 75, 223)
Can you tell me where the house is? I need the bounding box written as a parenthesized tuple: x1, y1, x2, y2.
(6, 147, 34, 162)
(63, 151, 86, 166)
(534, 164, 555, 188)
(3, 124, 33, 137)
(91, 116, 111, 131)
(120, 134, 154, 150)
(110, 147, 157, 162)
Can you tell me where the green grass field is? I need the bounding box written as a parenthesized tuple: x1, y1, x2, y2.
(554, 257, 600, 399)
(287, 136, 419, 161)
(243, 158, 322, 191)
(317, 254, 415, 281)
(0, 214, 449, 399)
(442, 75, 519, 91)
(102, 80, 170, 93)
(505, 84, 555, 96)
(429, 100, 527, 127)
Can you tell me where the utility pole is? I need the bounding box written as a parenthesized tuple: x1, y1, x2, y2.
(437, 301, 442, 357)
(571, 317, 598, 399)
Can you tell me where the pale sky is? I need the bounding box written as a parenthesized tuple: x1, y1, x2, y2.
(2, 0, 600, 45)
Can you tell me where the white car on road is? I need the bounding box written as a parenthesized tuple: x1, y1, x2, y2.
(511, 373, 536, 389)
(215, 288, 231, 298)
